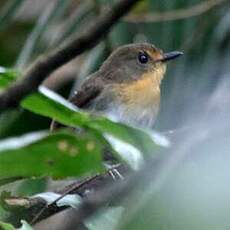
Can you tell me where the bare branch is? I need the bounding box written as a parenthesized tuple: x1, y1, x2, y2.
(0, 0, 140, 110)
(30, 175, 99, 225)
(33, 155, 165, 230)
(4, 165, 127, 225)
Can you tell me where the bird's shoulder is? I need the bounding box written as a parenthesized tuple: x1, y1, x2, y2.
(70, 71, 104, 108)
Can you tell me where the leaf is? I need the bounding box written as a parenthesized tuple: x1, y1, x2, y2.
(0, 67, 18, 89)
(0, 109, 51, 139)
(88, 117, 159, 155)
(0, 221, 15, 230)
(104, 135, 143, 170)
(21, 87, 160, 156)
(21, 87, 90, 127)
(0, 177, 23, 186)
(131, 0, 149, 14)
(0, 131, 103, 178)
(0, 191, 12, 210)
(0, 110, 21, 138)
(0, 220, 34, 230)
(16, 178, 47, 196)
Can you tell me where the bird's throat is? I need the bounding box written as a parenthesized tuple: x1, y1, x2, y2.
(116, 71, 163, 109)
(109, 71, 164, 128)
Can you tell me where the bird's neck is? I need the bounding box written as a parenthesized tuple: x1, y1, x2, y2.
(108, 74, 161, 128)
(117, 68, 165, 103)
(104, 68, 166, 128)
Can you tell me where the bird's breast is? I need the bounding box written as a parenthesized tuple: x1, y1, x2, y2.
(117, 75, 160, 107)
(109, 74, 161, 128)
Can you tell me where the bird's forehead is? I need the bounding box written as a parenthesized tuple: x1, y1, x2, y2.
(118, 44, 163, 60)
(136, 44, 163, 59)
(146, 48, 163, 60)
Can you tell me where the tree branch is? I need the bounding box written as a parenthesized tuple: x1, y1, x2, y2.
(0, 0, 140, 110)
(4, 165, 127, 226)
(33, 155, 165, 230)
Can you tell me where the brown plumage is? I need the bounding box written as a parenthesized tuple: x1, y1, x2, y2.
(51, 43, 182, 130)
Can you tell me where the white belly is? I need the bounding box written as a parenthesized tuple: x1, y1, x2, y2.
(104, 103, 159, 129)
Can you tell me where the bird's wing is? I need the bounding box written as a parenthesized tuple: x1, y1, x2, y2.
(50, 72, 104, 131)
(69, 77, 103, 108)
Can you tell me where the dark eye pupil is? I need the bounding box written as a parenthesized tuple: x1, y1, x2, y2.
(138, 52, 148, 64)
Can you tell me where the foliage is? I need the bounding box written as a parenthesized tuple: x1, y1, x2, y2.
(0, 131, 103, 178)
(21, 87, 159, 156)
(0, 67, 18, 90)
(0, 0, 230, 229)
(0, 220, 33, 230)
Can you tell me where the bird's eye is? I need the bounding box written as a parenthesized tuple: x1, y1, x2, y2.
(138, 52, 148, 64)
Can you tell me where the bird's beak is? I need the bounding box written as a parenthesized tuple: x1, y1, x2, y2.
(158, 51, 183, 62)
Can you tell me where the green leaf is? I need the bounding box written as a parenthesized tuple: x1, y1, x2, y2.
(0, 67, 18, 90)
(21, 88, 90, 127)
(0, 205, 10, 224)
(0, 177, 23, 186)
(16, 178, 47, 196)
(88, 118, 159, 155)
(0, 109, 51, 139)
(0, 221, 15, 230)
(131, 1, 149, 14)
(0, 131, 103, 178)
(21, 87, 159, 156)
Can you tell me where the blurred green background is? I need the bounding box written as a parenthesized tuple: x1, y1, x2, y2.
(1, 0, 230, 229)
(1, 0, 229, 133)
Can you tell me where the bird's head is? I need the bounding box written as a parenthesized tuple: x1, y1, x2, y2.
(100, 43, 183, 84)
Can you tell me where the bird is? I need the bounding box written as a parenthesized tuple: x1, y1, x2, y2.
(51, 43, 182, 130)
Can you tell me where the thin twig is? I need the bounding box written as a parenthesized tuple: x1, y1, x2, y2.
(30, 175, 99, 225)
(4, 165, 127, 226)
(125, 0, 228, 23)
(0, 0, 140, 110)
(39, 155, 166, 230)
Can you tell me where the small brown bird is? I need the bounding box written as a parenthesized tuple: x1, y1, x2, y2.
(53, 43, 182, 130)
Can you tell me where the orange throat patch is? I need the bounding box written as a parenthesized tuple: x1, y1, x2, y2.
(115, 70, 165, 111)
(107, 66, 166, 127)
